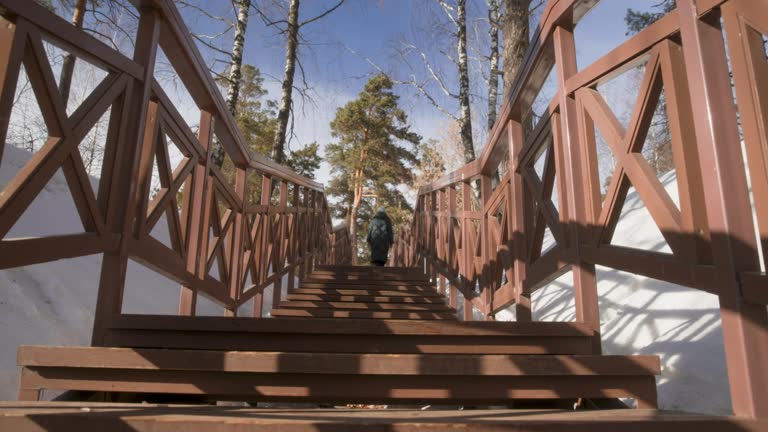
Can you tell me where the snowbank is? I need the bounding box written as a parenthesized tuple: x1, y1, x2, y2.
(495, 171, 731, 414)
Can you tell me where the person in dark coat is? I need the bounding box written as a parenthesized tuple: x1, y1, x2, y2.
(366, 207, 394, 266)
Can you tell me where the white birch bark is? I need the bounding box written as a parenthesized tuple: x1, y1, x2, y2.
(272, 0, 300, 165)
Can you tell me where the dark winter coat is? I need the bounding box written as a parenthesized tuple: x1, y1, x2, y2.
(366, 209, 394, 263)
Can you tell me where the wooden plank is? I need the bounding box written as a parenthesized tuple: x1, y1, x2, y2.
(1, 405, 766, 432)
(17, 367, 658, 406)
(286, 294, 445, 304)
(269, 309, 458, 320)
(293, 288, 441, 297)
(17, 346, 659, 376)
(299, 281, 439, 290)
(103, 331, 593, 355)
(107, 314, 595, 337)
(276, 301, 454, 312)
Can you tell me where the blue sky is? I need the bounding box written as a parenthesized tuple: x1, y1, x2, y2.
(173, 0, 668, 187)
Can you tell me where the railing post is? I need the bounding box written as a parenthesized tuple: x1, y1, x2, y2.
(224, 167, 247, 317)
(271, 181, 288, 310)
(91, 8, 160, 346)
(508, 121, 532, 321)
(298, 186, 309, 281)
(677, 0, 768, 417)
(461, 180, 473, 320)
(553, 25, 601, 352)
(448, 185, 457, 281)
(178, 110, 213, 316)
(253, 175, 272, 318)
(286, 184, 300, 293)
(423, 192, 434, 279)
(479, 174, 493, 319)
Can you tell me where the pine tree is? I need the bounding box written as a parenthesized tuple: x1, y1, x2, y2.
(326, 74, 420, 264)
(624, 1, 676, 36)
(287, 142, 322, 179)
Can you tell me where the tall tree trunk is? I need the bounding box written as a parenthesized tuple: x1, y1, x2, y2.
(213, 0, 251, 167)
(487, 0, 501, 131)
(349, 189, 361, 265)
(457, 0, 475, 163)
(272, 0, 300, 165)
(59, 0, 87, 107)
(348, 148, 367, 265)
(502, 0, 530, 97)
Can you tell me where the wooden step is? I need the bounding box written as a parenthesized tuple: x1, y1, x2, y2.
(286, 293, 445, 304)
(276, 300, 454, 311)
(302, 278, 433, 287)
(17, 346, 659, 406)
(298, 283, 440, 293)
(309, 271, 429, 280)
(292, 288, 441, 297)
(270, 308, 458, 320)
(6, 404, 762, 432)
(315, 264, 422, 273)
(103, 315, 596, 355)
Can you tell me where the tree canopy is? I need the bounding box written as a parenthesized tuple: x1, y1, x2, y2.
(325, 74, 420, 262)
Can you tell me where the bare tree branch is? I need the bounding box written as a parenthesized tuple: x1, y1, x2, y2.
(299, 0, 346, 27)
(175, 0, 235, 26)
(436, 0, 458, 25)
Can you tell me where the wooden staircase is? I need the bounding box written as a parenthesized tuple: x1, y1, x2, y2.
(8, 266, 767, 430)
(271, 265, 459, 320)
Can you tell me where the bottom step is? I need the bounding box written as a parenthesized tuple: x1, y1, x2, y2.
(1, 404, 765, 431)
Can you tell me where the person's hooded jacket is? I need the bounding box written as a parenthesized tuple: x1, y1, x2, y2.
(366, 207, 394, 263)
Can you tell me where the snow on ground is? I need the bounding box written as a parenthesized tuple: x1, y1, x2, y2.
(0, 146, 732, 413)
(494, 170, 731, 415)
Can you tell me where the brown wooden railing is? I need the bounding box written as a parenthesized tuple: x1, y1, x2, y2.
(0, 0, 350, 342)
(398, 0, 768, 418)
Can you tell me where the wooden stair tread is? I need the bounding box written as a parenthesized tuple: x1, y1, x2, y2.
(276, 301, 454, 311)
(107, 315, 595, 337)
(269, 308, 458, 320)
(301, 279, 435, 287)
(3, 404, 762, 432)
(285, 293, 445, 304)
(18, 346, 660, 375)
(293, 288, 441, 297)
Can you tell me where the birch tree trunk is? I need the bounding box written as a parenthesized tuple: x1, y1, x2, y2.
(487, 0, 501, 131)
(58, 0, 87, 107)
(272, 0, 300, 165)
(457, 0, 475, 163)
(502, 0, 530, 97)
(213, 0, 251, 167)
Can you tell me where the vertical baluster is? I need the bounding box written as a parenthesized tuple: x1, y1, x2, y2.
(479, 174, 492, 319)
(179, 110, 213, 316)
(253, 175, 272, 318)
(92, 9, 160, 345)
(272, 180, 288, 309)
(553, 25, 600, 352)
(461, 180, 473, 320)
(224, 167, 246, 317)
(287, 183, 300, 293)
(507, 121, 532, 321)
